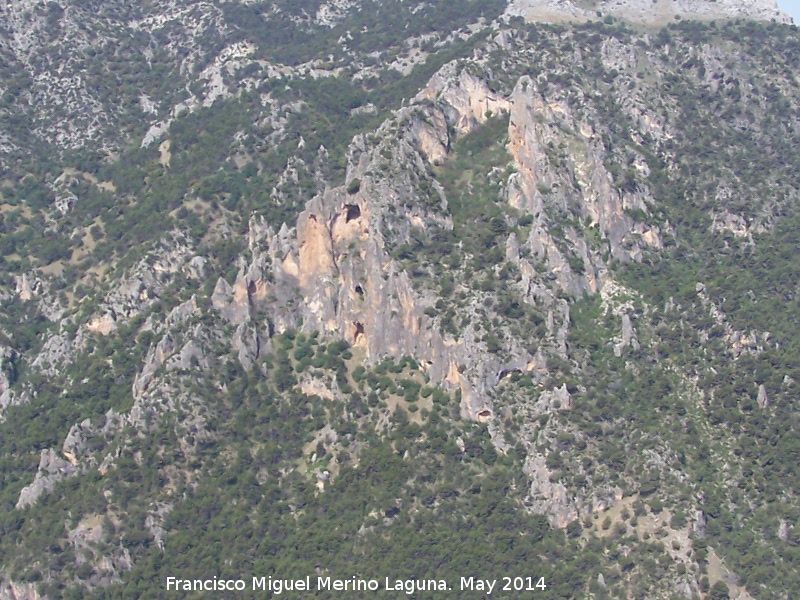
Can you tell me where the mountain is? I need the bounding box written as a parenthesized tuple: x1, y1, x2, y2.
(1, 1, 800, 599)
(506, 0, 790, 24)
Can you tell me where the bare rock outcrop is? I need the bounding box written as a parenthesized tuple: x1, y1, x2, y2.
(537, 383, 572, 412)
(757, 384, 769, 409)
(417, 65, 512, 137)
(232, 323, 262, 371)
(0, 347, 15, 414)
(614, 313, 640, 357)
(13, 273, 41, 302)
(67, 513, 131, 586)
(16, 449, 78, 509)
(62, 419, 93, 466)
(506, 76, 660, 292)
(286, 95, 505, 420)
(132, 333, 177, 400)
(778, 519, 789, 541)
(293, 183, 494, 418)
(0, 580, 42, 600)
(254, 57, 668, 422)
(145, 502, 173, 551)
(524, 452, 577, 527)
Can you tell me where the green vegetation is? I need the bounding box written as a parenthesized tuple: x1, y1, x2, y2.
(2, 12, 800, 600)
(222, 0, 506, 65)
(0, 330, 592, 600)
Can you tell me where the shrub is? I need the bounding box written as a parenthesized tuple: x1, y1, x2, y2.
(346, 178, 361, 195)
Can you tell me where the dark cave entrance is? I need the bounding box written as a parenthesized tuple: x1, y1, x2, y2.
(353, 322, 365, 345)
(345, 204, 361, 223)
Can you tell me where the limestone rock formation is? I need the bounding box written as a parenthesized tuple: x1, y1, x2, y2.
(228, 51, 671, 425)
(0, 347, 15, 414)
(62, 419, 93, 466)
(0, 580, 42, 600)
(524, 452, 577, 527)
(16, 449, 79, 509)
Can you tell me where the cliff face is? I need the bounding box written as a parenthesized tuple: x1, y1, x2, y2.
(240, 37, 664, 425)
(200, 56, 642, 423)
(289, 76, 503, 421)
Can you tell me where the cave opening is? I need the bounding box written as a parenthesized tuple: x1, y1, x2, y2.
(498, 368, 521, 381)
(355, 284, 364, 295)
(353, 322, 365, 345)
(345, 204, 361, 223)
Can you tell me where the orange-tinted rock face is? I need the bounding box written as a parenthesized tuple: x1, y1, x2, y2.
(298, 213, 336, 289)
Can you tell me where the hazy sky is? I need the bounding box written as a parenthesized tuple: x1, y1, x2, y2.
(778, 0, 800, 22)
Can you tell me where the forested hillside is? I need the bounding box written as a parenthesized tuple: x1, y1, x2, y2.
(1, 1, 799, 599)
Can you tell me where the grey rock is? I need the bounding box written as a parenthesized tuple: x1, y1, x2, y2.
(68, 517, 106, 554)
(757, 384, 769, 409)
(14, 273, 41, 301)
(523, 452, 577, 528)
(67, 514, 129, 586)
(614, 313, 640, 357)
(146, 502, 173, 551)
(778, 519, 789, 541)
(184, 256, 207, 279)
(0, 580, 42, 600)
(132, 333, 177, 400)
(506, 232, 520, 263)
(166, 338, 208, 373)
(16, 449, 78, 509)
(694, 510, 707, 539)
(232, 323, 261, 371)
(210, 247, 274, 326)
(62, 419, 93, 464)
(30, 330, 83, 376)
(165, 297, 199, 328)
(537, 383, 572, 412)
(0, 347, 15, 414)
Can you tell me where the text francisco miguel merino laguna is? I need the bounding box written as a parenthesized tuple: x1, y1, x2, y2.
(166, 575, 453, 594)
